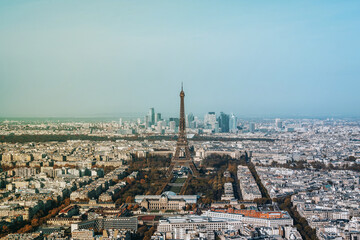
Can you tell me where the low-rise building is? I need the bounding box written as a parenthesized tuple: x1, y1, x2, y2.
(135, 191, 198, 211)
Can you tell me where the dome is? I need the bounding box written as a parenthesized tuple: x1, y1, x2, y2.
(162, 191, 177, 197)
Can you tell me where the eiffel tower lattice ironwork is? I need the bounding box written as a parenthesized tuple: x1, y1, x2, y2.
(167, 84, 199, 177)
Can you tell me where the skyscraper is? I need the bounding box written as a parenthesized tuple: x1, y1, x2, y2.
(148, 108, 155, 125)
(145, 116, 150, 128)
(155, 113, 162, 124)
(169, 117, 180, 127)
(156, 121, 165, 134)
(169, 121, 176, 132)
(218, 112, 230, 133)
(275, 118, 283, 129)
(249, 122, 256, 133)
(229, 114, 237, 132)
(204, 112, 216, 129)
(186, 113, 194, 128)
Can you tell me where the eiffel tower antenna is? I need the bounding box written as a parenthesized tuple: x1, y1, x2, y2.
(166, 84, 199, 177)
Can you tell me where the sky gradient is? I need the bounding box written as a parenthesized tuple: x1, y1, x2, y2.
(1, 0, 360, 118)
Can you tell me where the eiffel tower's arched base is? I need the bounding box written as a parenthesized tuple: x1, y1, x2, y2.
(166, 159, 199, 177)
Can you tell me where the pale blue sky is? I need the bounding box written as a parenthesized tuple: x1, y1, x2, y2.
(0, 0, 359, 118)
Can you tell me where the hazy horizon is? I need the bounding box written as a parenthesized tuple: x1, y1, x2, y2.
(1, 112, 360, 121)
(1, 1, 360, 118)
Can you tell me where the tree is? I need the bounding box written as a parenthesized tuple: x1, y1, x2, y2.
(253, 198, 269, 205)
(125, 196, 134, 203)
(17, 224, 32, 233)
(2, 225, 9, 233)
(31, 218, 39, 227)
(126, 178, 135, 185)
(133, 204, 140, 210)
(64, 198, 70, 206)
(115, 199, 122, 205)
(201, 197, 212, 204)
(144, 226, 156, 240)
(49, 209, 57, 216)
(136, 225, 148, 236)
(304, 226, 314, 236)
(228, 164, 237, 174)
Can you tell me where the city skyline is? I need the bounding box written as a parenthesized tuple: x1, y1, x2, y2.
(1, 1, 360, 118)
(0, 1, 359, 238)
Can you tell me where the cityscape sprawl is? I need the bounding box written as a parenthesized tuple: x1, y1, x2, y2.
(0, 94, 359, 239)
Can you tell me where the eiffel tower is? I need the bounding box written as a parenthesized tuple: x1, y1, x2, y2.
(167, 84, 199, 177)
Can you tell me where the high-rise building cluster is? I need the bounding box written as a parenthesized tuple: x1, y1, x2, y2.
(142, 108, 239, 134)
(204, 112, 238, 133)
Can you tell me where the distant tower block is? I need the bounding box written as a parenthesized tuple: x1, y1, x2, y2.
(167, 84, 199, 177)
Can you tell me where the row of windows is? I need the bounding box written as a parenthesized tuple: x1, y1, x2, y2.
(149, 203, 180, 206)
